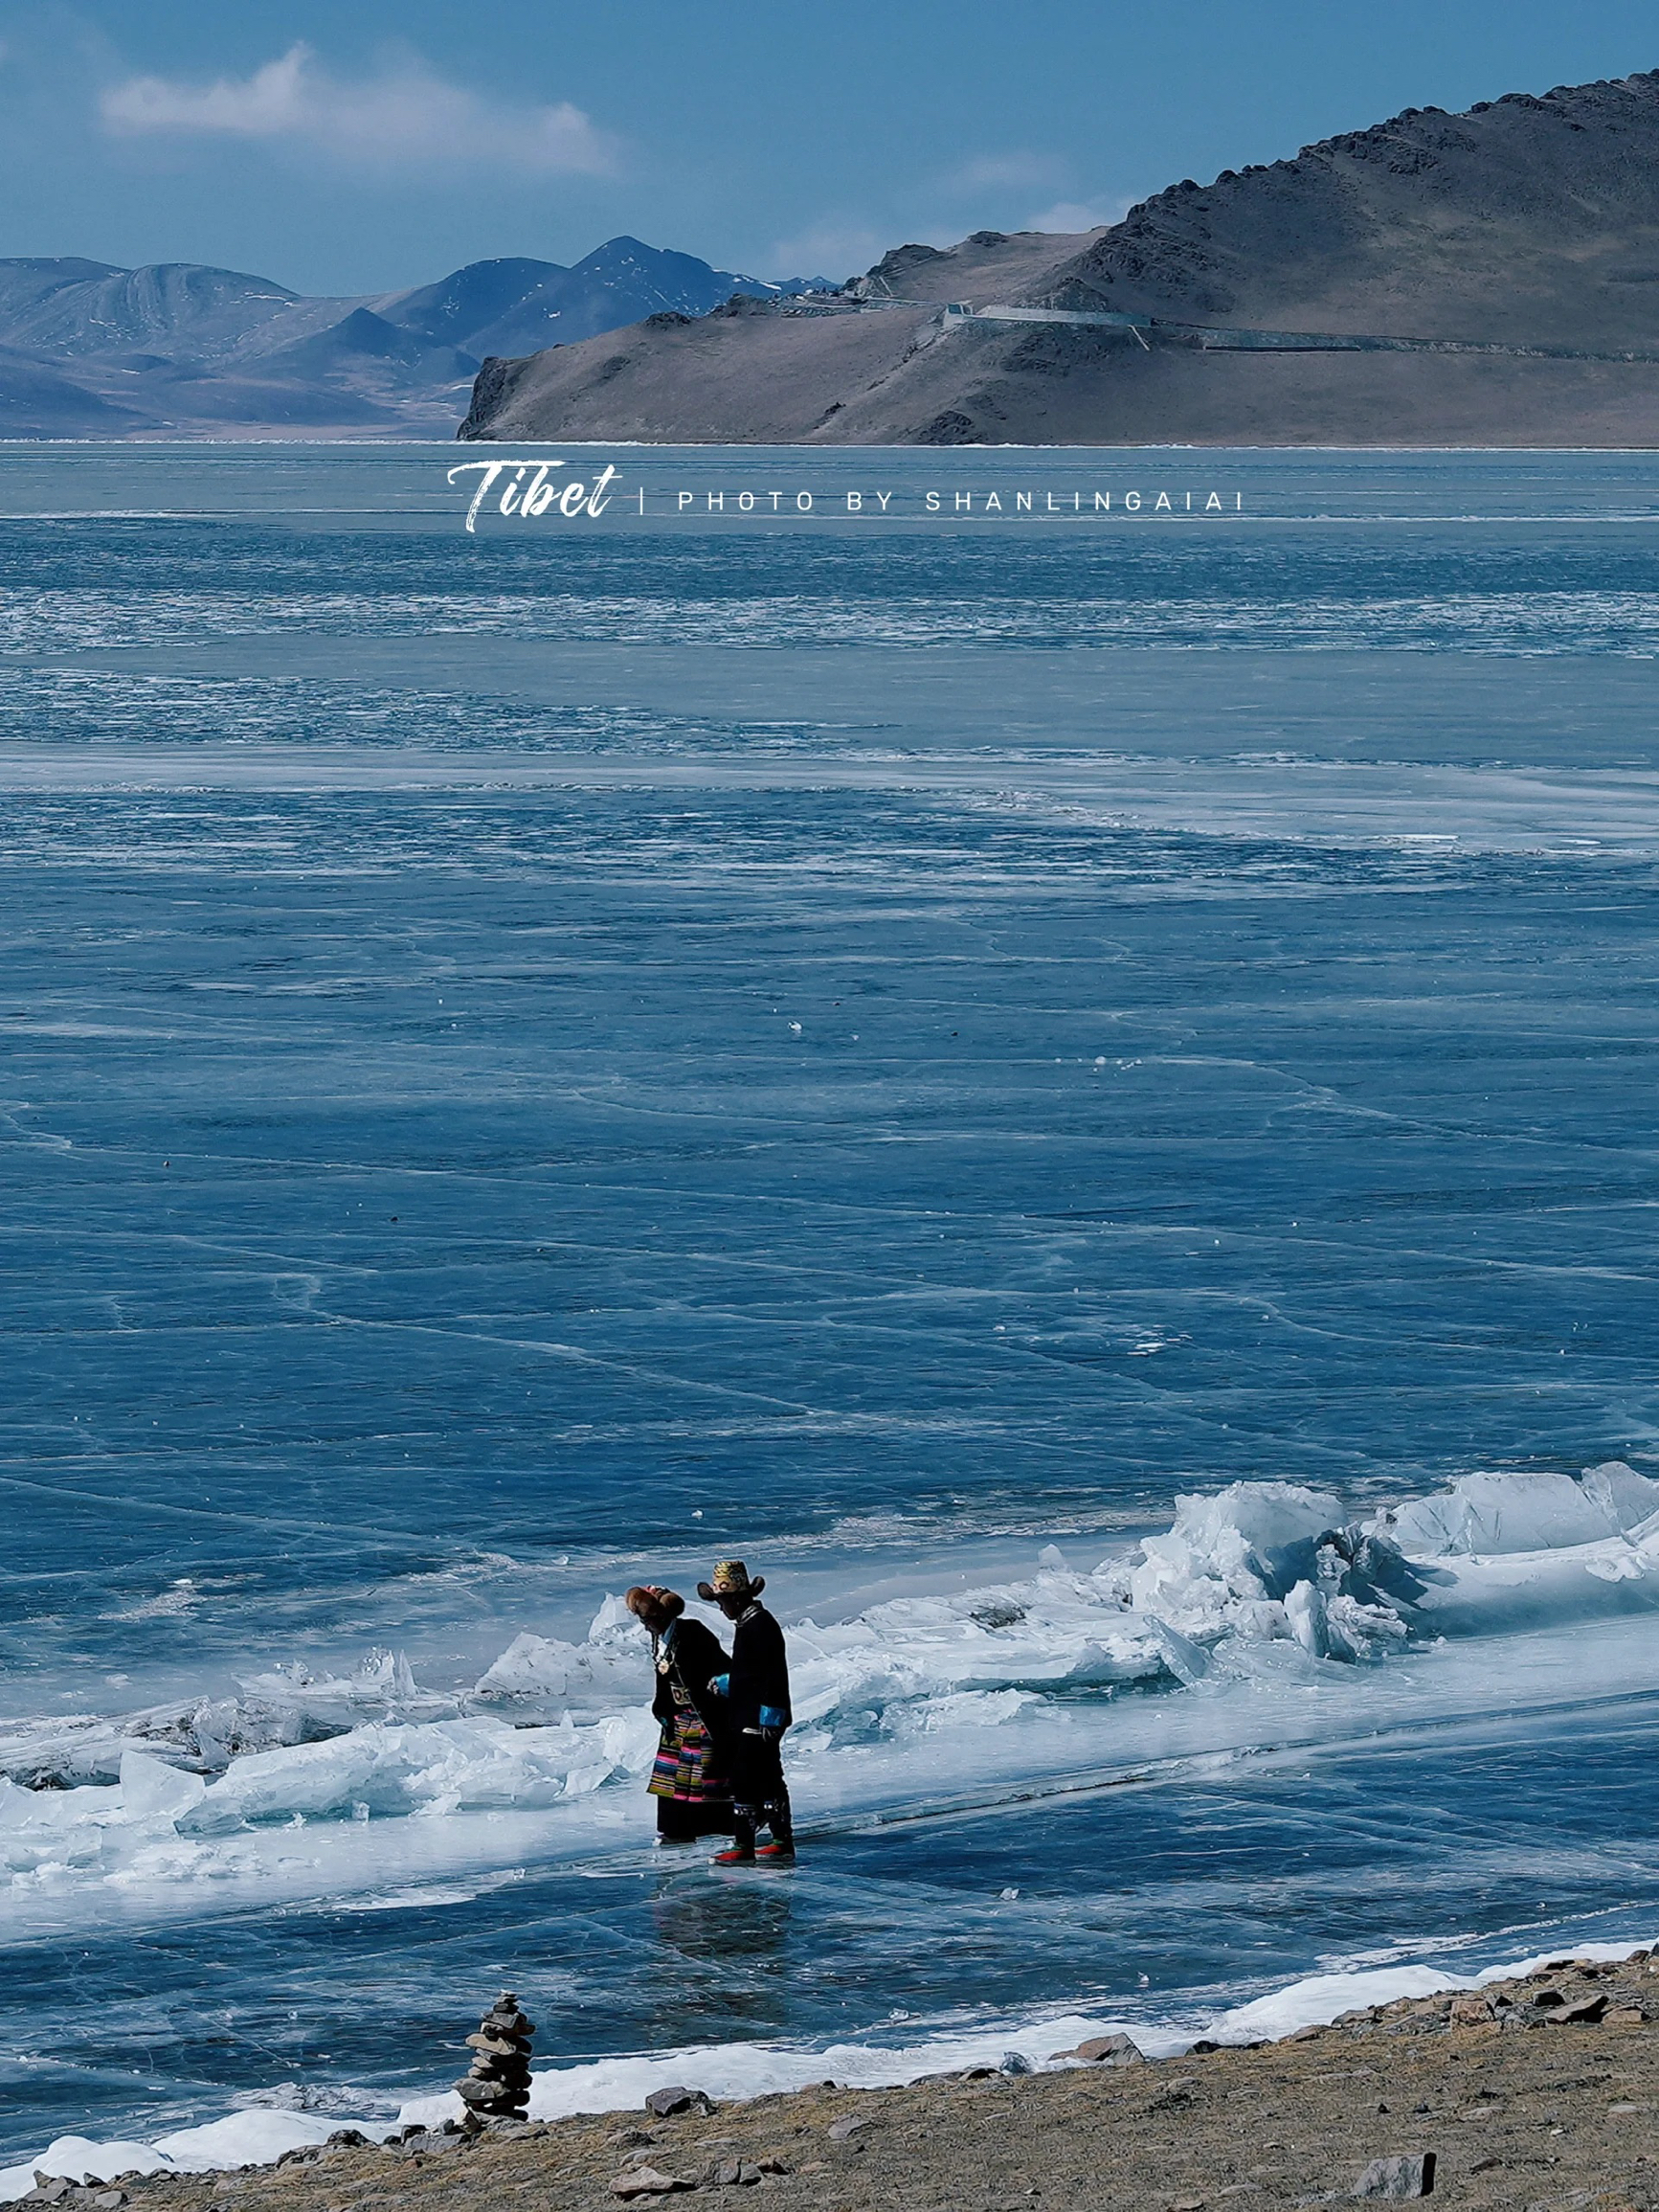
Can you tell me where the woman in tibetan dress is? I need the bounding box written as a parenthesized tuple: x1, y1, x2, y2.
(625, 1585, 735, 1841)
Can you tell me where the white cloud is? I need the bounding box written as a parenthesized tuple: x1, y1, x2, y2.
(948, 151, 1067, 193)
(99, 42, 618, 176)
(1023, 196, 1132, 235)
(764, 219, 902, 283)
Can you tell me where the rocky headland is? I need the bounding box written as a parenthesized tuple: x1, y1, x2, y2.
(460, 68, 1659, 447)
(20, 1950, 1659, 2212)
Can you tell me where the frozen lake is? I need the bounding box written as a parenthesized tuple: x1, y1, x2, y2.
(1, 443, 1657, 2171)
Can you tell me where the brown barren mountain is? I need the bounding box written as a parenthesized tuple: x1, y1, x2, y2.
(460, 68, 1659, 445)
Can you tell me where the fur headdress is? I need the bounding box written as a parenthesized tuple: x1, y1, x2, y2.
(625, 1585, 685, 1622)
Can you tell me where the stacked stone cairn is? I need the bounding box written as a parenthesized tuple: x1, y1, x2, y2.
(455, 1991, 535, 2120)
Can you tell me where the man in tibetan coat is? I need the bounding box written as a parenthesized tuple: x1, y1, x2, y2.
(697, 1559, 795, 1863)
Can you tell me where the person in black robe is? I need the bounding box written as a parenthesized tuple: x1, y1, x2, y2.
(696, 1560, 795, 1863)
(625, 1585, 735, 1842)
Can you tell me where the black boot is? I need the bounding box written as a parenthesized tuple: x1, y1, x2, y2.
(756, 1795, 795, 1861)
(713, 1810, 757, 1864)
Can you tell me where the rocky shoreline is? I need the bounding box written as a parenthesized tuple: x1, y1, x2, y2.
(17, 1952, 1659, 2212)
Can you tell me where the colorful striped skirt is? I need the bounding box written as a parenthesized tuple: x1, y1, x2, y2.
(647, 1695, 733, 1838)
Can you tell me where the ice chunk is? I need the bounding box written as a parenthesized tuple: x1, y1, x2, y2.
(1407, 1530, 1659, 1634)
(1581, 1460, 1659, 1533)
(1130, 1481, 1347, 1621)
(119, 1750, 206, 1823)
(1145, 1617, 1210, 1685)
(180, 1713, 658, 1832)
(474, 1632, 583, 1700)
(1324, 1592, 1410, 1660)
(1284, 1578, 1325, 1656)
(1370, 1469, 1648, 1558)
(890, 1688, 1038, 1735)
(587, 1592, 638, 1644)
(1584, 1549, 1648, 1583)
(471, 1630, 642, 1718)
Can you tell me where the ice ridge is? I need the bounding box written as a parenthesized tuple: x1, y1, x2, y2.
(3, 1465, 1656, 1892)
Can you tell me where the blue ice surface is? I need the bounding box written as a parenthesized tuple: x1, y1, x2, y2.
(0, 443, 1657, 2156)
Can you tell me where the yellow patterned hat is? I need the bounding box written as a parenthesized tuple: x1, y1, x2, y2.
(698, 1559, 765, 1600)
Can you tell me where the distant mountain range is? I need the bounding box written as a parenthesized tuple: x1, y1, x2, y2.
(463, 69, 1659, 449)
(0, 239, 831, 438)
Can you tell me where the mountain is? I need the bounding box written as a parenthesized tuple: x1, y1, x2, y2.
(258, 306, 480, 388)
(376, 238, 829, 360)
(1, 261, 309, 361)
(0, 237, 829, 438)
(461, 68, 1659, 448)
(0, 342, 146, 435)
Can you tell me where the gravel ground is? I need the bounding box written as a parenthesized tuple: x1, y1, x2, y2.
(19, 1952, 1659, 2212)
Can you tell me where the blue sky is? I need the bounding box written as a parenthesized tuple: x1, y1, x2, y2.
(4, 1, 1659, 293)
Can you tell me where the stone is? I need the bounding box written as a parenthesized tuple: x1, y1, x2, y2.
(1606, 2007, 1647, 2025)
(998, 2051, 1034, 2075)
(1448, 1998, 1490, 2025)
(712, 2162, 743, 2187)
(1352, 2153, 1436, 2200)
(645, 2087, 714, 2118)
(1065, 2033, 1144, 2065)
(30, 2186, 70, 2205)
(458, 2077, 508, 2107)
(610, 2168, 692, 2198)
(827, 2114, 870, 2142)
(736, 2165, 763, 2186)
(755, 2158, 790, 2175)
(92, 2194, 125, 2209)
(1529, 1986, 1566, 2008)
(1553, 1994, 1607, 2024)
(325, 2130, 370, 2150)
